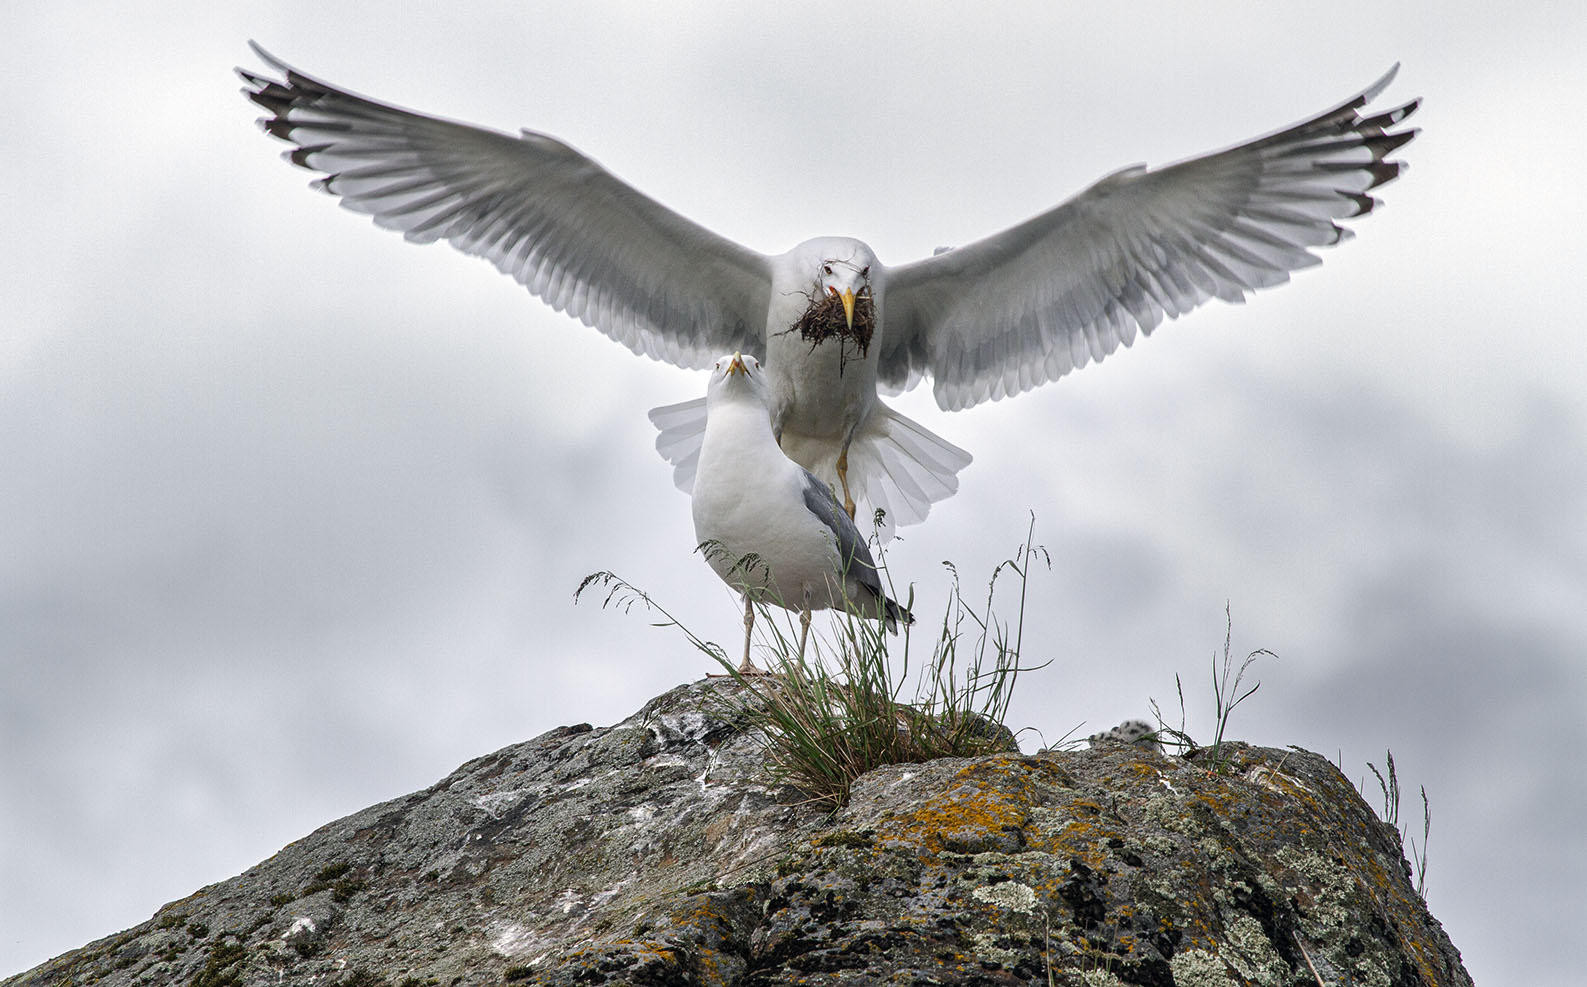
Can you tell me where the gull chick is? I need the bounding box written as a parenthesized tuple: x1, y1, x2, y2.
(692, 354, 911, 671)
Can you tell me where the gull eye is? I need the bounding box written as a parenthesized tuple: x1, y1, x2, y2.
(860, 265, 870, 278)
(822, 264, 833, 276)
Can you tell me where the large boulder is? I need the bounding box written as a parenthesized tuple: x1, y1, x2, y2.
(5, 679, 1470, 986)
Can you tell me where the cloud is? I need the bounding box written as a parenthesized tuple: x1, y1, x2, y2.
(3, 5, 1583, 985)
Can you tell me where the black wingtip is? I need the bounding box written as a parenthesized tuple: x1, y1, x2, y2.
(1362, 160, 1406, 191)
(1341, 191, 1380, 217)
(1373, 127, 1419, 159)
(1361, 100, 1421, 135)
(886, 598, 915, 632)
(289, 144, 332, 169)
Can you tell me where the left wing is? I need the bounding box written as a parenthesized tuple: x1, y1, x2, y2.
(881, 67, 1419, 411)
(239, 43, 770, 370)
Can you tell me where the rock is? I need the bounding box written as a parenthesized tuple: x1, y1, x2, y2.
(5, 679, 1471, 986)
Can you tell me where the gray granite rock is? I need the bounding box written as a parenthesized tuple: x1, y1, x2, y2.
(5, 679, 1471, 987)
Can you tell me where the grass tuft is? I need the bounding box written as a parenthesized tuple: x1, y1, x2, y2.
(580, 515, 1051, 808)
(1367, 749, 1432, 900)
(1149, 603, 1276, 774)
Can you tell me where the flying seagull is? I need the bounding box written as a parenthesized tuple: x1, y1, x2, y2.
(692, 353, 911, 671)
(239, 44, 1418, 532)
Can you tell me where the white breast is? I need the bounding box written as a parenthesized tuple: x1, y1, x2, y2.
(691, 398, 849, 612)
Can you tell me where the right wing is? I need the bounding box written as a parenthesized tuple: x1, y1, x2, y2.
(881, 67, 1418, 410)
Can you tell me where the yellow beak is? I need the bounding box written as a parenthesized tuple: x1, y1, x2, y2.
(838, 287, 855, 330)
(726, 352, 747, 375)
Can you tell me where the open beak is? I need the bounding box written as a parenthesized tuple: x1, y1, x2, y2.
(726, 352, 748, 376)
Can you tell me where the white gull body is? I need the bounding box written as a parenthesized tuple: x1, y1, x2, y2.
(240, 46, 1418, 536)
(692, 354, 909, 669)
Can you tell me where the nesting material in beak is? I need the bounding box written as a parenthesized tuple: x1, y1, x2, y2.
(793, 287, 875, 358)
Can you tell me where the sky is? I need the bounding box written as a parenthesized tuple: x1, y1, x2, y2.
(2, 2, 1582, 983)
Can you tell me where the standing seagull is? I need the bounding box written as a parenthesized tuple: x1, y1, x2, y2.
(239, 45, 1418, 532)
(693, 353, 911, 672)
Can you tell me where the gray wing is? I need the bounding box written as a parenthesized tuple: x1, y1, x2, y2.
(800, 469, 910, 627)
(881, 66, 1419, 410)
(239, 43, 771, 370)
(799, 472, 885, 594)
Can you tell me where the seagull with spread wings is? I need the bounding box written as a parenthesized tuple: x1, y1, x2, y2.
(239, 45, 1418, 533)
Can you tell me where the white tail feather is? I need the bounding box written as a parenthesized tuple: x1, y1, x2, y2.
(648, 396, 708, 494)
(648, 396, 971, 541)
(847, 403, 973, 539)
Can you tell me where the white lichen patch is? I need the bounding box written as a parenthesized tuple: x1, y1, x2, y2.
(971, 881, 1037, 913)
(1143, 835, 1177, 857)
(1274, 845, 1354, 931)
(1024, 806, 1068, 840)
(282, 915, 315, 938)
(1352, 951, 1397, 987)
(1169, 947, 1239, 987)
(1222, 915, 1289, 983)
(1142, 792, 1192, 832)
(969, 931, 1027, 969)
(1079, 971, 1127, 987)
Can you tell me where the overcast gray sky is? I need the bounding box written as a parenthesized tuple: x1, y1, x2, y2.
(3, 2, 1583, 984)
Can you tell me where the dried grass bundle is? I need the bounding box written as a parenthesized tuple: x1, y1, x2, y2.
(791, 289, 876, 357)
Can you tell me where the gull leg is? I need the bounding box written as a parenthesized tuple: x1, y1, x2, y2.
(739, 594, 757, 673)
(798, 609, 812, 661)
(836, 444, 856, 520)
(707, 595, 767, 677)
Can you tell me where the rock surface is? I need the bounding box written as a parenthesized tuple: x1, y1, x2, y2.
(6, 679, 1471, 986)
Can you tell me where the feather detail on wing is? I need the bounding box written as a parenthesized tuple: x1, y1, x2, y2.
(881, 66, 1419, 411)
(238, 43, 771, 370)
